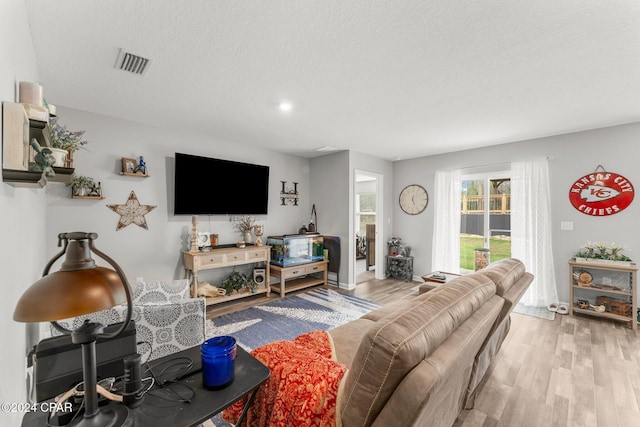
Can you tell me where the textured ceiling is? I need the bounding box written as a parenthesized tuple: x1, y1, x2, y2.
(24, 0, 640, 160)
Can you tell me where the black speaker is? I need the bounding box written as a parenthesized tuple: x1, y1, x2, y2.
(323, 236, 341, 285)
(253, 268, 266, 284)
(123, 353, 144, 408)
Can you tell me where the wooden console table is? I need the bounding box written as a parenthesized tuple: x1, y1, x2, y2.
(184, 245, 270, 306)
(270, 260, 328, 297)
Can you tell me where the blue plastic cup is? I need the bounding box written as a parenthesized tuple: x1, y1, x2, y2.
(201, 336, 237, 389)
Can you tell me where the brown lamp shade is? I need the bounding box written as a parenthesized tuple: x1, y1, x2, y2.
(13, 232, 134, 427)
(13, 266, 126, 323)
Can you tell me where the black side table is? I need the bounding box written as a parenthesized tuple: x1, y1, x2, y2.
(23, 345, 270, 427)
(386, 255, 414, 281)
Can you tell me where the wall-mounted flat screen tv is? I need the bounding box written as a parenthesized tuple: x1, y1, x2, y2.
(174, 152, 269, 215)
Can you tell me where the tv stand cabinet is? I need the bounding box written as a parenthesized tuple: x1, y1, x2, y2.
(184, 245, 271, 306)
(270, 260, 328, 297)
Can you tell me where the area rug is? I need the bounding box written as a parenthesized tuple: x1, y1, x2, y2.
(204, 288, 380, 427)
(513, 303, 556, 321)
(205, 287, 381, 351)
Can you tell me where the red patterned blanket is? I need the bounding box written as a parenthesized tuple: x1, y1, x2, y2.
(223, 330, 346, 427)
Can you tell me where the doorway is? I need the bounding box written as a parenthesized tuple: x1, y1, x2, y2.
(355, 171, 380, 284)
(460, 171, 511, 272)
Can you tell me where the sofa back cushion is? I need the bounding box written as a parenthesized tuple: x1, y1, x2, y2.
(476, 258, 532, 322)
(476, 258, 525, 297)
(340, 275, 496, 427)
(130, 279, 191, 303)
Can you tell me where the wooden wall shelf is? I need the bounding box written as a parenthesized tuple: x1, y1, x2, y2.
(2, 169, 46, 188)
(48, 167, 74, 184)
(72, 196, 105, 200)
(2, 102, 74, 187)
(120, 172, 149, 177)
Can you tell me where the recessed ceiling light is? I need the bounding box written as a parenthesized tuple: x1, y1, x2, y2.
(278, 101, 293, 112)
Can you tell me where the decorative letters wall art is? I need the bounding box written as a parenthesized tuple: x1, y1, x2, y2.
(280, 181, 299, 206)
(568, 166, 634, 216)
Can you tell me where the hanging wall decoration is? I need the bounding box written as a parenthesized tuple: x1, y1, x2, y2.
(280, 181, 299, 206)
(568, 165, 634, 217)
(107, 191, 157, 230)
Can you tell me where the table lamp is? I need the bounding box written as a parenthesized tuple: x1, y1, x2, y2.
(13, 232, 134, 427)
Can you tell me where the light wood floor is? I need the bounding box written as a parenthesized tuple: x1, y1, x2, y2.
(206, 277, 640, 427)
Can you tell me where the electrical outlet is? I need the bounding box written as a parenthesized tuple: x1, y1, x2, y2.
(560, 221, 573, 231)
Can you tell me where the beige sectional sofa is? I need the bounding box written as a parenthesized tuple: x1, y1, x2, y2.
(329, 258, 533, 427)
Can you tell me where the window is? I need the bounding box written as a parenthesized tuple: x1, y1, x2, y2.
(356, 193, 376, 234)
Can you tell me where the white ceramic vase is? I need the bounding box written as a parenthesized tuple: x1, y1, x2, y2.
(72, 186, 89, 197)
(50, 148, 68, 167)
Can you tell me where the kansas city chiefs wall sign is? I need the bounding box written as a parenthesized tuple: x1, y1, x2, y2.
(569, 171, 634, 216)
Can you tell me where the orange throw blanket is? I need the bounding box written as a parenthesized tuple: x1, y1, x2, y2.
(223, 330, 346, 427)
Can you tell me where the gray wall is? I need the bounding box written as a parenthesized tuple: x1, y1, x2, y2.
(393, 124, 640, 302)
(0, 1, 46, 423)
(309, 151, 350, 285)
(45, 107, 313, 286)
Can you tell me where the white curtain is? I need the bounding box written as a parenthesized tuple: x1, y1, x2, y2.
(431, 169, 462, 273)
(511, 159, 558, 307)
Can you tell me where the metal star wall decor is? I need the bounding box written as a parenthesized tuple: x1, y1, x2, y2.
(107, 191, 157, 231)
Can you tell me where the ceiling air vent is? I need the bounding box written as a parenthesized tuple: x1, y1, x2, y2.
(115, 49, 152, 75)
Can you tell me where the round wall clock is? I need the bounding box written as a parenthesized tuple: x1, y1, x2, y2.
(399, 184, 429, 215)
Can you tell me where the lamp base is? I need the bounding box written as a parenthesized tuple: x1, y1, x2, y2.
(65, 405, 132, 427)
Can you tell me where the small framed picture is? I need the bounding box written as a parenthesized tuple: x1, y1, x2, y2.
(122, 157, 136, 173)
(197, 232, 211, 249)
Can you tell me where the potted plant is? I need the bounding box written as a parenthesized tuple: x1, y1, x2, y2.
(69, 174, 95, 197)
(47, 117, 90, 167)
(387, 237, 402, 256)
(574, 241, 633, 265)
(233, 216, 256, 244)
(222, 271, 257, 295)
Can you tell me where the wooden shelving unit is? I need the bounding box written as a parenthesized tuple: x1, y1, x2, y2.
(270, 260, 328, 297)
(569, 260, 637, 330)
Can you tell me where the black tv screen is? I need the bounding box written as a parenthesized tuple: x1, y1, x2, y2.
(174, 153, 269, 215)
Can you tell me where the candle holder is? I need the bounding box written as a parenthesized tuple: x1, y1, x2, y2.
(190, 216, 199, 252)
